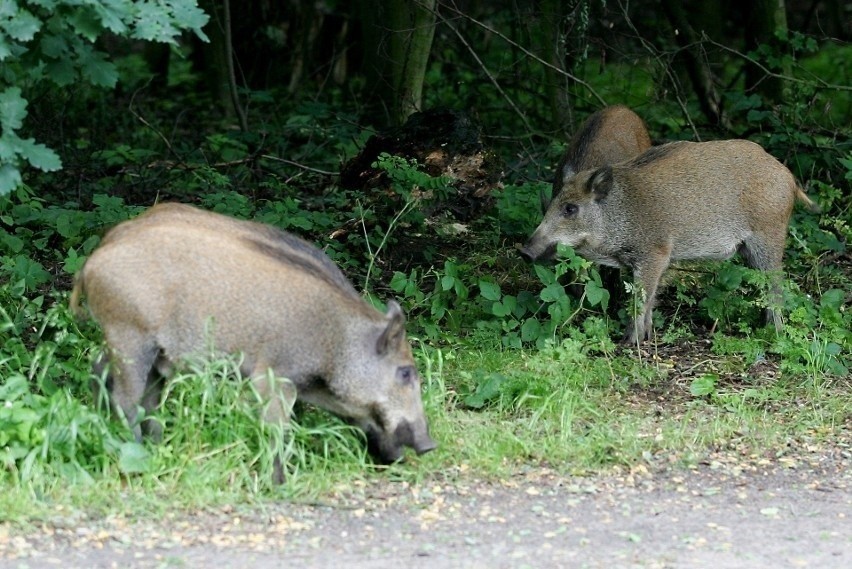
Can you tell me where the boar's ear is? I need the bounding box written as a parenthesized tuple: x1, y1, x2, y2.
(585, 166, 613, 201)
(562, 164, 576, 182)
(376, 300, 407, 357)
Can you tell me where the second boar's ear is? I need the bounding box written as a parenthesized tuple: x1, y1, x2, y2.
(585, 166, 613, 201)
(376, 300, 407, 356)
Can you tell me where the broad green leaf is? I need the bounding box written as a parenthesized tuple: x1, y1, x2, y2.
(77, 47, 117, 87)
(1, 8, 40, 41)
(14, 137, 62, 171)
(690, 374, 717, 397)
(0, 163, 22, 195)
(92, 0, 131, 34)
(478, 280, 501, 301)
(118, 442, 151, 474)
(585, 280, 610, 310)
(44, 59, 76, 85)
(521, 318, 541, 342)
(0, 227, 24, 253)
(0, 86, 26, 130)
(68, 8, 104, 42)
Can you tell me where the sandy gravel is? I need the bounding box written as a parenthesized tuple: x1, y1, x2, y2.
(2, 453, 850, 569)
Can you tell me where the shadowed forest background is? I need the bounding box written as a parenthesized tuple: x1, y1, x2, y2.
(0, 0, 850, 512)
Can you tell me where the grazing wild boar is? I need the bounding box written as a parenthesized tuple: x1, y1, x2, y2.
(521, 139, 817, 343)
(70, 203, 436, 479)
(546, 104, 652, 211)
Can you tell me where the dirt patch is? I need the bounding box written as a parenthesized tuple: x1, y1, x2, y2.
(2, 453, 849, 569)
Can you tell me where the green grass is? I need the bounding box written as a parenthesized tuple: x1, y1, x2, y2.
(1, 285, 850, 526)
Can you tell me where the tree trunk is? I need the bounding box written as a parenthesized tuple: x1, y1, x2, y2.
(743, 0, 790, 103)
(388, 0, 437, 125)
(536, 0, 572, 135)
(660, 0, 730, 128)
(358, 0, 437, 126)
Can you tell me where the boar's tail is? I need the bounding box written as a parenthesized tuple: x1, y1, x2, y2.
(69, 274, 87, 319)
(796, 186, 821, 214)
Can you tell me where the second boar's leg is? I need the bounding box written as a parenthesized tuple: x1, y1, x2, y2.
(625, 250, 672, 344)
(739, 235, 785, 332)
(251, 367, 298, 484)
(104, 334, 161, 442)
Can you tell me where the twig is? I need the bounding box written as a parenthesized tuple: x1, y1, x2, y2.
(439, 13, 534, 133)
(128, 83, 188, 166)
(618, 0, 701, 139)
(259, 155, 337, 176)
(703, 36, 852, 92)
(437, 0, 607, 107)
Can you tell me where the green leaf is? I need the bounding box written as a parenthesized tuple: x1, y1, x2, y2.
(0, 87, 27, 130)
(521, 318, 541, 342)
(77, 47, 117, 87)
(0, 163, 23, 195)
(68, 8, 104, 42)
(390, 271, 410, 293)
(690, 374, 717, 397)
(584, 279, 610, 310)
(44, 59, 76, 86)
(478, 280, 501, 301)
(491, 301, 510, 318)
(0, 228, 25, 253)
(463, 373, 507, 409)
(117, 442, 151, 474)
(1, 8, 41, 41)
(533, 264, 556, 285)
(14, 137, 62, 171)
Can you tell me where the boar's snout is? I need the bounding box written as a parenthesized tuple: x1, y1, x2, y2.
(365, 419, 437, 464)
(519, 239, 556, 263)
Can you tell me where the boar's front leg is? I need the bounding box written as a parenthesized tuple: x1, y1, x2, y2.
(624, 249, 671, 344)
(250, 365, 298, 484)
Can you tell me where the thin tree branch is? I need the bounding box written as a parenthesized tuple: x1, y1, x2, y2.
(703, 36, 852, 92)
(259, 155, 337, 176)
(617, 0, 701, 139)
(438, 12, 535, 133)
(437, 0, 607, 107)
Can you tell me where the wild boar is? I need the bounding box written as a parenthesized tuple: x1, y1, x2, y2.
(546, 104, 652, 210)
(71, 204, 437, 478)
(521, 139, 817, 343)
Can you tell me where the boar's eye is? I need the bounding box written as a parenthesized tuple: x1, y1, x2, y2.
(563, 203, 578, 217)
(397, 365, 417, 386)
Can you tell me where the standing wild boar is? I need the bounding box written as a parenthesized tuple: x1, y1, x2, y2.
(546, 104, 652, 210)
(521, 139, 817, 343)
(70, 203, 437, 478)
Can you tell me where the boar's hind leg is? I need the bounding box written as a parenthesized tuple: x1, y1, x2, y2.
(105, 336, 161, 443)
(739, 235, 785, 332)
